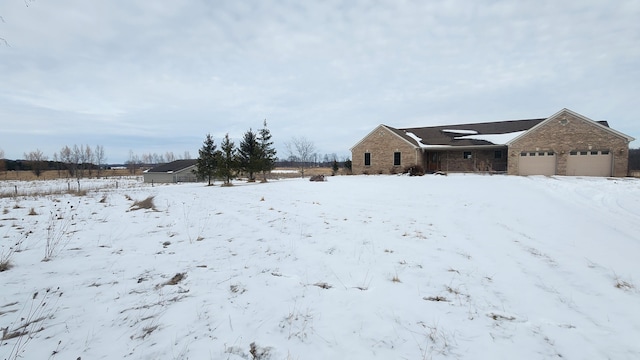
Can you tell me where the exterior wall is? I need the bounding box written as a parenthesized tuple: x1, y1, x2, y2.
(438, 148, 507, 173)
(143, 168, 198, 183)
(508, 110, 630, 176)
(351, 126, 421, 174)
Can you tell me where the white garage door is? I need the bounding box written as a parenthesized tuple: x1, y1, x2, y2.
(519, 151, 556, 176)
(566, 150, 612, 177)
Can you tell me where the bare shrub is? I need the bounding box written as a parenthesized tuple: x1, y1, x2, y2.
(615, 278, 634, 291)
(309, 175, 325, 182)
(0, 232, 29, 272)
(27, 207, 37, 216)
(249, 342, 272, 360)
(3, 288, 62, 359)
(43, 204, 74, 261)
(130, 195, 156, 211)
(403, 165, 425, 176)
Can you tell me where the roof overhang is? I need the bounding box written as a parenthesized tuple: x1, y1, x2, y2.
(418, 144, 507, 151)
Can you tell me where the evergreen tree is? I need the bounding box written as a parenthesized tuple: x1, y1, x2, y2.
(217, 133, 237, 186)
(344, 158, 352, 174)
(238, 128, 261, 182)
(196, 133, 218, 185)
(332, 159, 339, 175)
(258, 120, 277, 182)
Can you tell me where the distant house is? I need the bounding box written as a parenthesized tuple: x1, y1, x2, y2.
(143, 160, 198, 183)
(351, 108, 635, 177)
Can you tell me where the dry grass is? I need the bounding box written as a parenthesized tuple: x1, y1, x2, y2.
(27, 207, 37, 216)
(0, 259, 13, 272)
(0, 169, 143, 181)
(129, 196, 156, 211)
(615, 279, 634, 291)
(313, 282, 332, 289)
(268, 167, 349, 179)
(165, 272, 186, 286)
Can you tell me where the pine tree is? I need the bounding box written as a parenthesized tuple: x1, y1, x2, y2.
(196, 134, 218, 186)
(258, 120, 277, 182)
(344, 158, 352, 174)
(238, 129, 261, 182)
(217, 133, 237, 186)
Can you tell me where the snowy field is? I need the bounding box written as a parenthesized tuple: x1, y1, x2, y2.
(1, 174, 639, 359)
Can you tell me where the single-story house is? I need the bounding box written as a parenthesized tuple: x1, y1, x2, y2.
(351, 108, 635, 177)
(143, 159, 198, 183)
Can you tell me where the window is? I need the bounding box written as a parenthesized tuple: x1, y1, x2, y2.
(529, 152, 536, 156)
(520, 152, 527, 156)
(590, 151, 599, 155)
(570, 151, 578, 155)
(463, 151, 472, 159)
(494, 150, 502, 159)
(580, 151, 588, 155)
(364, 152, 371, 166)
(602, 150, 610, 155)
(548, 151, 555, 156)
(393, 152, 401, 166)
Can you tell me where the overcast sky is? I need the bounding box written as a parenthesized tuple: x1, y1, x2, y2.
(1, 0, 639, 163)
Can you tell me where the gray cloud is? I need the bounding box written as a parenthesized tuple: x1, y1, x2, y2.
(1, 0, 638, 162)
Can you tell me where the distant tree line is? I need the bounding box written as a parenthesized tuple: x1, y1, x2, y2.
(124, 150, 192, 175)
(0, 145, 193, 178)
(2, 145, 107, 178)
(195, 120, 277, 185)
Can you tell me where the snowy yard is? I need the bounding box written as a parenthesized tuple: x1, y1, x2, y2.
(1, 174, 639, 359)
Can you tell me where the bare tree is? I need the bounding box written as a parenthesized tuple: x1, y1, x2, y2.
(183, 150, 192, 160)
(52, 152, 62, 177)
(59, 146, 74, 177)
(24, 149, 48, 177)
(84, 144, 94, 177)
(72, 145, 83, 178)
(127, 150, 139, 175)
(95, 145, 106, 177)
(285, 137, 316, 178)
(165, 151, 176, 163)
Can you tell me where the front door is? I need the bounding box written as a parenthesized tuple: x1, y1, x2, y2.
(425, 152, 441, 172)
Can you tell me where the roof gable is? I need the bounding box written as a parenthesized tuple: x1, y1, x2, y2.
(147, 159, 197, 173)
(350, 124, 419, 151)
(507, 108, 635, 145)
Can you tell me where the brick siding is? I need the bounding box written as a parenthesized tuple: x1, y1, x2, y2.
(351, 126, 421, 174)
(507, 110, 630, 176)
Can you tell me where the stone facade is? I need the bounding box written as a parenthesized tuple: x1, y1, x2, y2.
(351, 125, 422, 174)
(507, 109, 631, 177)
(432, 148, 507, 173)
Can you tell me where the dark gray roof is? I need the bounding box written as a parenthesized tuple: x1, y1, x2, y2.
(400, 119, 610, 146)
(383, 125, 423, 146)
(147, 159, 197, 173)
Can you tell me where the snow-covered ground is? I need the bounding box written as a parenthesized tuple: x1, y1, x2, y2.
(1, 174, 639, 359)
